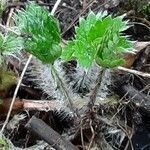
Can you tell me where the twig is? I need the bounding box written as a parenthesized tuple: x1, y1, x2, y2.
(50, 0, 62, 16)
(23, 99, 62, 111)
(133, 41, 150, 51)
(124, 124, 135, 150)
(80, 120, 86, 150)
(1, 98, 90, 114)
(6, 8, 14, 27)
(0, 23, 20, 35)
(0, 0, 62, 134)
(118, 66, 150, 78)
(117, 84, 150, 112)
(82, 0, 87, 10)
(128, 16, 150, 27)
(88, 119, 95, 150)
(0, 98, 69, 115)
(132, 22, 150, 31)
(117, 121, 134, 150)
(26, 116, 79, 150)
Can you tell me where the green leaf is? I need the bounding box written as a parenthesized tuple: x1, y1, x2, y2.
(92, 15, 133, 68)
(61, 41, 75, 61)
(1, 33, 23, 54)
(96, 56, 125, 68)
(62, 11, 133, 69)
(88, 16, 113, 42)
(0, 33, 23, 64)
(14, 2, 61, 64)
(62, 12, 100, 68)
(74, 40, 95, 68)
(76, 11, 98, 40)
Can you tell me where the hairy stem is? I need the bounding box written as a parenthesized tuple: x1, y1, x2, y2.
(88, 68, 106, 108)
(50, 64, 77, 116)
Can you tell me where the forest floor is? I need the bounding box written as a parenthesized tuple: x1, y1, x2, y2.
(0, 0, 150, 150)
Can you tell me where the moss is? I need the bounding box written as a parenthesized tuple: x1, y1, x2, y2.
(0, 67, 17, 98)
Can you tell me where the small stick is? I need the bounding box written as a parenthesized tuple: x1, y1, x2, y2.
(0, 98, 64, 116)
(128, 16, 150, 27)
(80, 119, 86, 150)
(6, 8, 14, 27)
(0, 24, 20, 35)
(50, 0, 62, 16)
(26, 116, 79, 150)
(23, 99, 62, 111)
(88, 120, 95, 150)
(118, 66, 150, 78)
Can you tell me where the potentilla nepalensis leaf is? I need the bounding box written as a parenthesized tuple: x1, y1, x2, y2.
(62, 11, 101, 68)
(61, 41, 75, 62)
(14, 2, 61, 64)
(62, 12, 133, 69)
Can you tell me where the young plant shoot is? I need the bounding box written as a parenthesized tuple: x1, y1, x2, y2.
(14, 2, 75, 115)
(14, 3, 133, 112)
(62, 12, 132, 69)
(62, 11, 133, 106)
(14, 3, 61, 64)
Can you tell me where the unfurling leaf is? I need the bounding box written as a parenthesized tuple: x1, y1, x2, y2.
(14, 2, 61, 64)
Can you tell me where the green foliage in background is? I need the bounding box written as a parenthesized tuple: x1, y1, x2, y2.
(14, 2, 61, 64)
(0, 33, 23, 64)
(62, 12, 133, 68)
(0, 136, 10, 150)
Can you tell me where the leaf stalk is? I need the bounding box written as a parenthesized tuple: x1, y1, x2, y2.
(88, 68, 106, 108)
(49, 64, 77, 116)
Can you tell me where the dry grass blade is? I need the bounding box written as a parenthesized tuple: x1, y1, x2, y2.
(118, 66, 150, 78)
